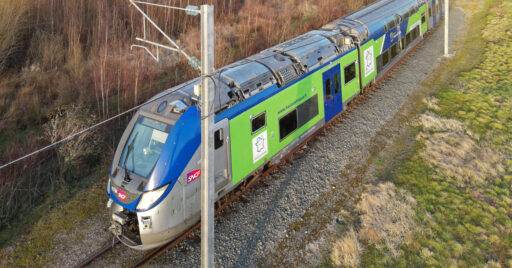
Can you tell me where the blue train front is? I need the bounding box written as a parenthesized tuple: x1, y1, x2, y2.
(107, 93, 205, 250)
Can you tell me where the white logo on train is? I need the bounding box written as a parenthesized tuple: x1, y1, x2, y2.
(252, 130, 268, 163)
(364, 46, 375, 78)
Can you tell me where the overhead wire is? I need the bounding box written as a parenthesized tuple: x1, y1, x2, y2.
(0, 80, 197, 171)
(1, 0, 419, 171)
(0, 22, 348, 171)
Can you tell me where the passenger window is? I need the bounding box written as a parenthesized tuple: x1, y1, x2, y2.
(251, 112, 266, 134)
(376, 54, 383, 72)
(382, 50, 390, 66)
(214, 129, 223, 150)
(334, 74, 340, 94)
(297, 95, 319, 128)
(429, 7, 432, 17)
(344, 62, 357, 85)
(412, 27, 419, 40)
(391, 43, 399, 58)
(325, 79, 332, 99)
(388, 20, 396, 30)
(279, 109, 298, 141)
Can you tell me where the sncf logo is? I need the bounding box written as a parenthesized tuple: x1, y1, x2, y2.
(187, 169, 201, 184)
(117, 189, 127, 201)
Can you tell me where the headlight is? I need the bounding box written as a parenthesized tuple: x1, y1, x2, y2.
(107, 179, 111, 195)
(136, 184, 169, 210)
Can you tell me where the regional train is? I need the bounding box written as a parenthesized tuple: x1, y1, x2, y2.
(107, 0, 444, 250)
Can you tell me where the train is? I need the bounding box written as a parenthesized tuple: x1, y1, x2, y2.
(107, 0, 445, 250)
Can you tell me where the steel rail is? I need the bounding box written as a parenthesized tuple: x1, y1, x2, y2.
(74, 239, 120, 268)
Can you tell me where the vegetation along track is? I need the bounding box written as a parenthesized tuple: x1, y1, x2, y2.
(75, 14, 447, 266)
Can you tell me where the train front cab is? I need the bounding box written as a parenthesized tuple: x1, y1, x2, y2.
(107, 104, 206, 250)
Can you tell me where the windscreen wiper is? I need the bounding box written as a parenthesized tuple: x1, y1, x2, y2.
(123, 132, 139, 182)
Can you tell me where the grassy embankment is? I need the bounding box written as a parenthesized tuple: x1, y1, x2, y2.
(328, 0, 512, 266)
(0, 0, 374, 265)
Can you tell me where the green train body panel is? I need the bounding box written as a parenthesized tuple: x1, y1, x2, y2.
(360, 39, 379, 87)
(229, 76, 322, 185)
(419, 4, 428, 34)
(227, 2, 434, 186)
(374, 35, 385, 55)
(341, 49, 361, 102)
(407, 4, 428, 35)
(229, 51, 362, 185)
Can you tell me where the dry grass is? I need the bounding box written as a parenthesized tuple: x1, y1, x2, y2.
(422, 96, 441, 111)
(416, 113, 504, 186)
(43, 105, 100, 167)
(356, 182, 417, 258)
(329, 182, 417, 266)
(0, 0, 30, 72)
(331, 228, 362, 267)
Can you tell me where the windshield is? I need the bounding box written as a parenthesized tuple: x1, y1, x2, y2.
(119, 116, 172, 178)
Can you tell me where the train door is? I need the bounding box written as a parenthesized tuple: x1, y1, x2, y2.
(434, 0, 441, 25)
(213, 119, 230, 196)
(323, 64, 342, 123)
(428, 0, 435, 29)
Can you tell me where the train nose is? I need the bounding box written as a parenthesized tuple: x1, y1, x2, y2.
(109, 209, 143, 247)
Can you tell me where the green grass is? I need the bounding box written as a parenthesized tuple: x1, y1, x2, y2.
(359, 0, 512, 266)
(0, 168, 108, 266)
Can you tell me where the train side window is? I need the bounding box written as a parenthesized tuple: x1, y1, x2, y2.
(325, 78, 332, 99)
(334, 73, 340, 94)
(382, 50, 390, 66)
(388, 20, 396, 30)
(214, 129, 223, 150)
(251, 112, 266, 134)
(391, 43, 399, 58)
(422, 12, 426, 24)
(279, 109, 298, 141)
(376, 54, 383, 73)
(412, 27, 419, 40)
(297, 95, 319, 128)
(429, 7, 432, 17)
(344, 62, 357, 85)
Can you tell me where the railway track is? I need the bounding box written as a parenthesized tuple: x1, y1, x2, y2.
(75, 22, 439, 267)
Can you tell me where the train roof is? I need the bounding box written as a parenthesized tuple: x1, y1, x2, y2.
(140, 0, 425, 120)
